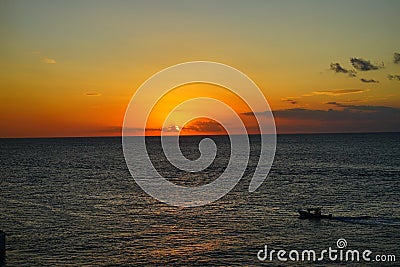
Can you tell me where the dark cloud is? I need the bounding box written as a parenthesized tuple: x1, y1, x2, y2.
(85, 92, 101, 96)
(325, 101, 338, 105)
(282, 98, 298, 105)
(360, 78, 379, 83)
(350, 57, 381, 71)
(273, 104, 400, 133)
(324, 102, 396, 112)
(388, 74, 400, 81)
(394, 52, 400, 64)
(313, 89, 367, 96)
(183, 119, 225, 133)
(241, 111, 265, 116)
(330, 63, 357, 77)
(325, 100, 363, 104)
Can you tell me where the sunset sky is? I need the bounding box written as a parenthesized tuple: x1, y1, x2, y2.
(1, 0, 399, 137)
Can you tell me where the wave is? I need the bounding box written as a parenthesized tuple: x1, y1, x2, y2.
(333, 216, 400, 226)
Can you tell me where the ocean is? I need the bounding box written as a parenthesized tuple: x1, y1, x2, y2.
(0, 133, 399, 266)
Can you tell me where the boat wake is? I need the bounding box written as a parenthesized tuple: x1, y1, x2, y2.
(332, 216, 400, 226)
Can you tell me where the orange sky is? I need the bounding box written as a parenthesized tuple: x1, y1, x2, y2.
(1, 1, 399, 137)
(143, 83, 260, 136)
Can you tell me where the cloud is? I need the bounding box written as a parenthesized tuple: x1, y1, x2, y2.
(350, 57, 381, 71)
(330, 63, 357, 77)
(312, 89, 368, 96)
(182, 119, 225, 133)
(122, 120, 226, 135)
(118, 126, 177, 135)
(85, 92, 101, 96)
(325, 101, 339, 105)
(163, 126, 181, 132)
(274, 106, 400, 121)
(241, 110, 267, 117)
(325, 102, 400, 114)
(394, 52, 400, 64)
(387, 74, 400, 81)
(272, 104, 400, 133)
(281, 98, 298, 105)
(325, 99, 363, 104)
(32, 51, 56, 64)
(360, 78, 379, 83)
(42, 57, 56, 64)
(261, 89, 370, 114)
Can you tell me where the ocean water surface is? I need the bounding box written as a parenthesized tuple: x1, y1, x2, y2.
(0, 133, 399, 266)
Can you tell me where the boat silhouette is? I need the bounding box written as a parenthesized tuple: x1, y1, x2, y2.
(298, 207, 333, 219)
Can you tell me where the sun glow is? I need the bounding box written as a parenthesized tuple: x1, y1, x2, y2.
(143, 83, 260, 136)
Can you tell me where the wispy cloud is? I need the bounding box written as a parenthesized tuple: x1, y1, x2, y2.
(350, 57, 381, 71)
(330, 63, 356, 77)
(387, 74, 400, 81)
(32, 51, 56, 64)
(42, 57, 56, 64)
(241, 110, 270, 117)
(312, 89, 368, 96)
(281, 97, 298, 105)
(360, 78, 379, 83)
(325, 99, 363, 104)
(394, 52, 400, 64)
(85, 92, 101, 96)
(325, 102, 400, 113)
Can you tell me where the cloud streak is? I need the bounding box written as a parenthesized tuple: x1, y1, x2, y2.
(42, 57, 56, 64)
(32, 51, 57, 64)
(281, 98, 298, 105)
(360, 78, 379, 83)
(85, 92, 101, 96)
(312, 89, 368, 96)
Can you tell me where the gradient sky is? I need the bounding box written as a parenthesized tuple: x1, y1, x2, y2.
(1, 0, 399, 137)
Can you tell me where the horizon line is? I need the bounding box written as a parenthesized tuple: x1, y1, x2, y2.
(1, 131, 399, 139)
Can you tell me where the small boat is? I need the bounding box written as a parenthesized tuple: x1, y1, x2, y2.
(298, 207, 332, 219)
